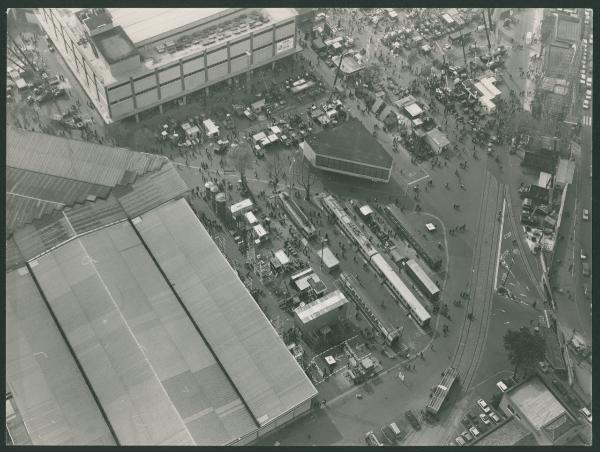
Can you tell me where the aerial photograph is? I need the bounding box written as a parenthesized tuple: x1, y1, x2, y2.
(5, 6, 592, 447)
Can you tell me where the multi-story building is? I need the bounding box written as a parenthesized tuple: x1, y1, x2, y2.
(35, 8, 301, 122)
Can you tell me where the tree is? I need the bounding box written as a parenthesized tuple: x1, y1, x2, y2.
(232, 143, 254, 184)
(503, 327, 545, 379)
(295, 156, 317, 201)
(266, 150, 282, 189)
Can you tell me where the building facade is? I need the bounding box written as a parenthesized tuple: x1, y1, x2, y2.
(35, 8, 301, 123)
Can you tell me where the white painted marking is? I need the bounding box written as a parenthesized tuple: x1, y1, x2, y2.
(407, 174, 430, 186)
(494, 199, 507, 291)
(6, 191, 65, 206)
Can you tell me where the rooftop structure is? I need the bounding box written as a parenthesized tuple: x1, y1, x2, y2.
(294, 290, 349, 325)
(301, 119, 393, 183)
(5, 130, 316, 445)
(424, 128, 451, 154)
(555, 15, 582, 43)
(500, 377, 580, 445)
(90, 25, 139, 65)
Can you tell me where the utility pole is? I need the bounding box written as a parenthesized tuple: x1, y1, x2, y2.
(460, 33, 468, 73)
(482, 10, 492, 52)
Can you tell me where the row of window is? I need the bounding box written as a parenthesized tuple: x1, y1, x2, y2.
(315, 156, 390, 180)
(107, 36, 291, 105)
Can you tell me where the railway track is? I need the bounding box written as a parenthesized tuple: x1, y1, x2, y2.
(503, 185, 546, 302)
(449, 173, 504, 391)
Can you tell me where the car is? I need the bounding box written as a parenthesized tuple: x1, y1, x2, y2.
(490, 412, 501, 423)
(455, 436, 466, 446)
(461, 416, 472, 428)
(582, 262, 591, 276)
(583, 100, 590, 109)
(496, 380, 508, 392)
(581, 249, 587, 260)
(480, 413, 491, 425)
(580, 407, 593, 423)
(462, 430, 473, 442)
(583, 209, 589, 220)
(365, 431, 383, 446)
(586, 77, 593, 88)
(444, 43, 452, 50)
(580, 76, 586, 84)
(469, 426, 480, 437)
(586, 89, 592, 96)
(477, 399, 491, 413)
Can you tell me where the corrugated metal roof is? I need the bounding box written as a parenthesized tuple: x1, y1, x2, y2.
(6, 166, 111, 206)
(7, 126, 167, 187)
(6, 269, 116, 445)
(5, 238, 26, 271)
(63, 195, 128, 235)
(30, 222, 255, 445)
(136, 199, 317, 426)
(6, 193, 62, 236)
(12, 210, 75, 263)
(113, 163, 189, 218)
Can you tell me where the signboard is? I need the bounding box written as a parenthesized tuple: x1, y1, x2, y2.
(277, 37, 294, 54)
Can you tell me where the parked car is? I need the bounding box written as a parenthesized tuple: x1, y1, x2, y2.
(461, 416, 472, 428)
(496, 381, 508, 392)
(582, 262, 590, 277)
(462, 430, 473, 442)
(490, 411, 501, 423)
(580, 407, 592, 423)
(582, 209, 589, 221)
(365, 431, 383, 446)
(469, 426, 480, 437)
(405, 410, 421, 430)
(477, 399, 491, 413)
(455, 436, 466, 446)
(480, 413, 491, 425)
(581, 249, 587, 260)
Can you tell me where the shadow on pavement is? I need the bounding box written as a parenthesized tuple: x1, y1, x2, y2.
(255, 409, 344, 446)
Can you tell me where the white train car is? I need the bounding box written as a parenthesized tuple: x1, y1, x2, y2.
(371, 254, 431, 327)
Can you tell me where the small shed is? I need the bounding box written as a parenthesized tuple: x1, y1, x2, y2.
(321, 247, 340, 273)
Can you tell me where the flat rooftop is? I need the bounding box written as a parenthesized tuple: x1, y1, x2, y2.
(506, 377, 566, 430)
(311, 118, 393, 168)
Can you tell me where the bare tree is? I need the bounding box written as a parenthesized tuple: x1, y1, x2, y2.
(232, 142, 254, 184)
(266, 150, 282, 188)
(295, 157, 317, 201)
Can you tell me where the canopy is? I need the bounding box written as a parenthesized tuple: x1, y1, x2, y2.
(274, 249, 290, 266)
(253, 224, 268, 238)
